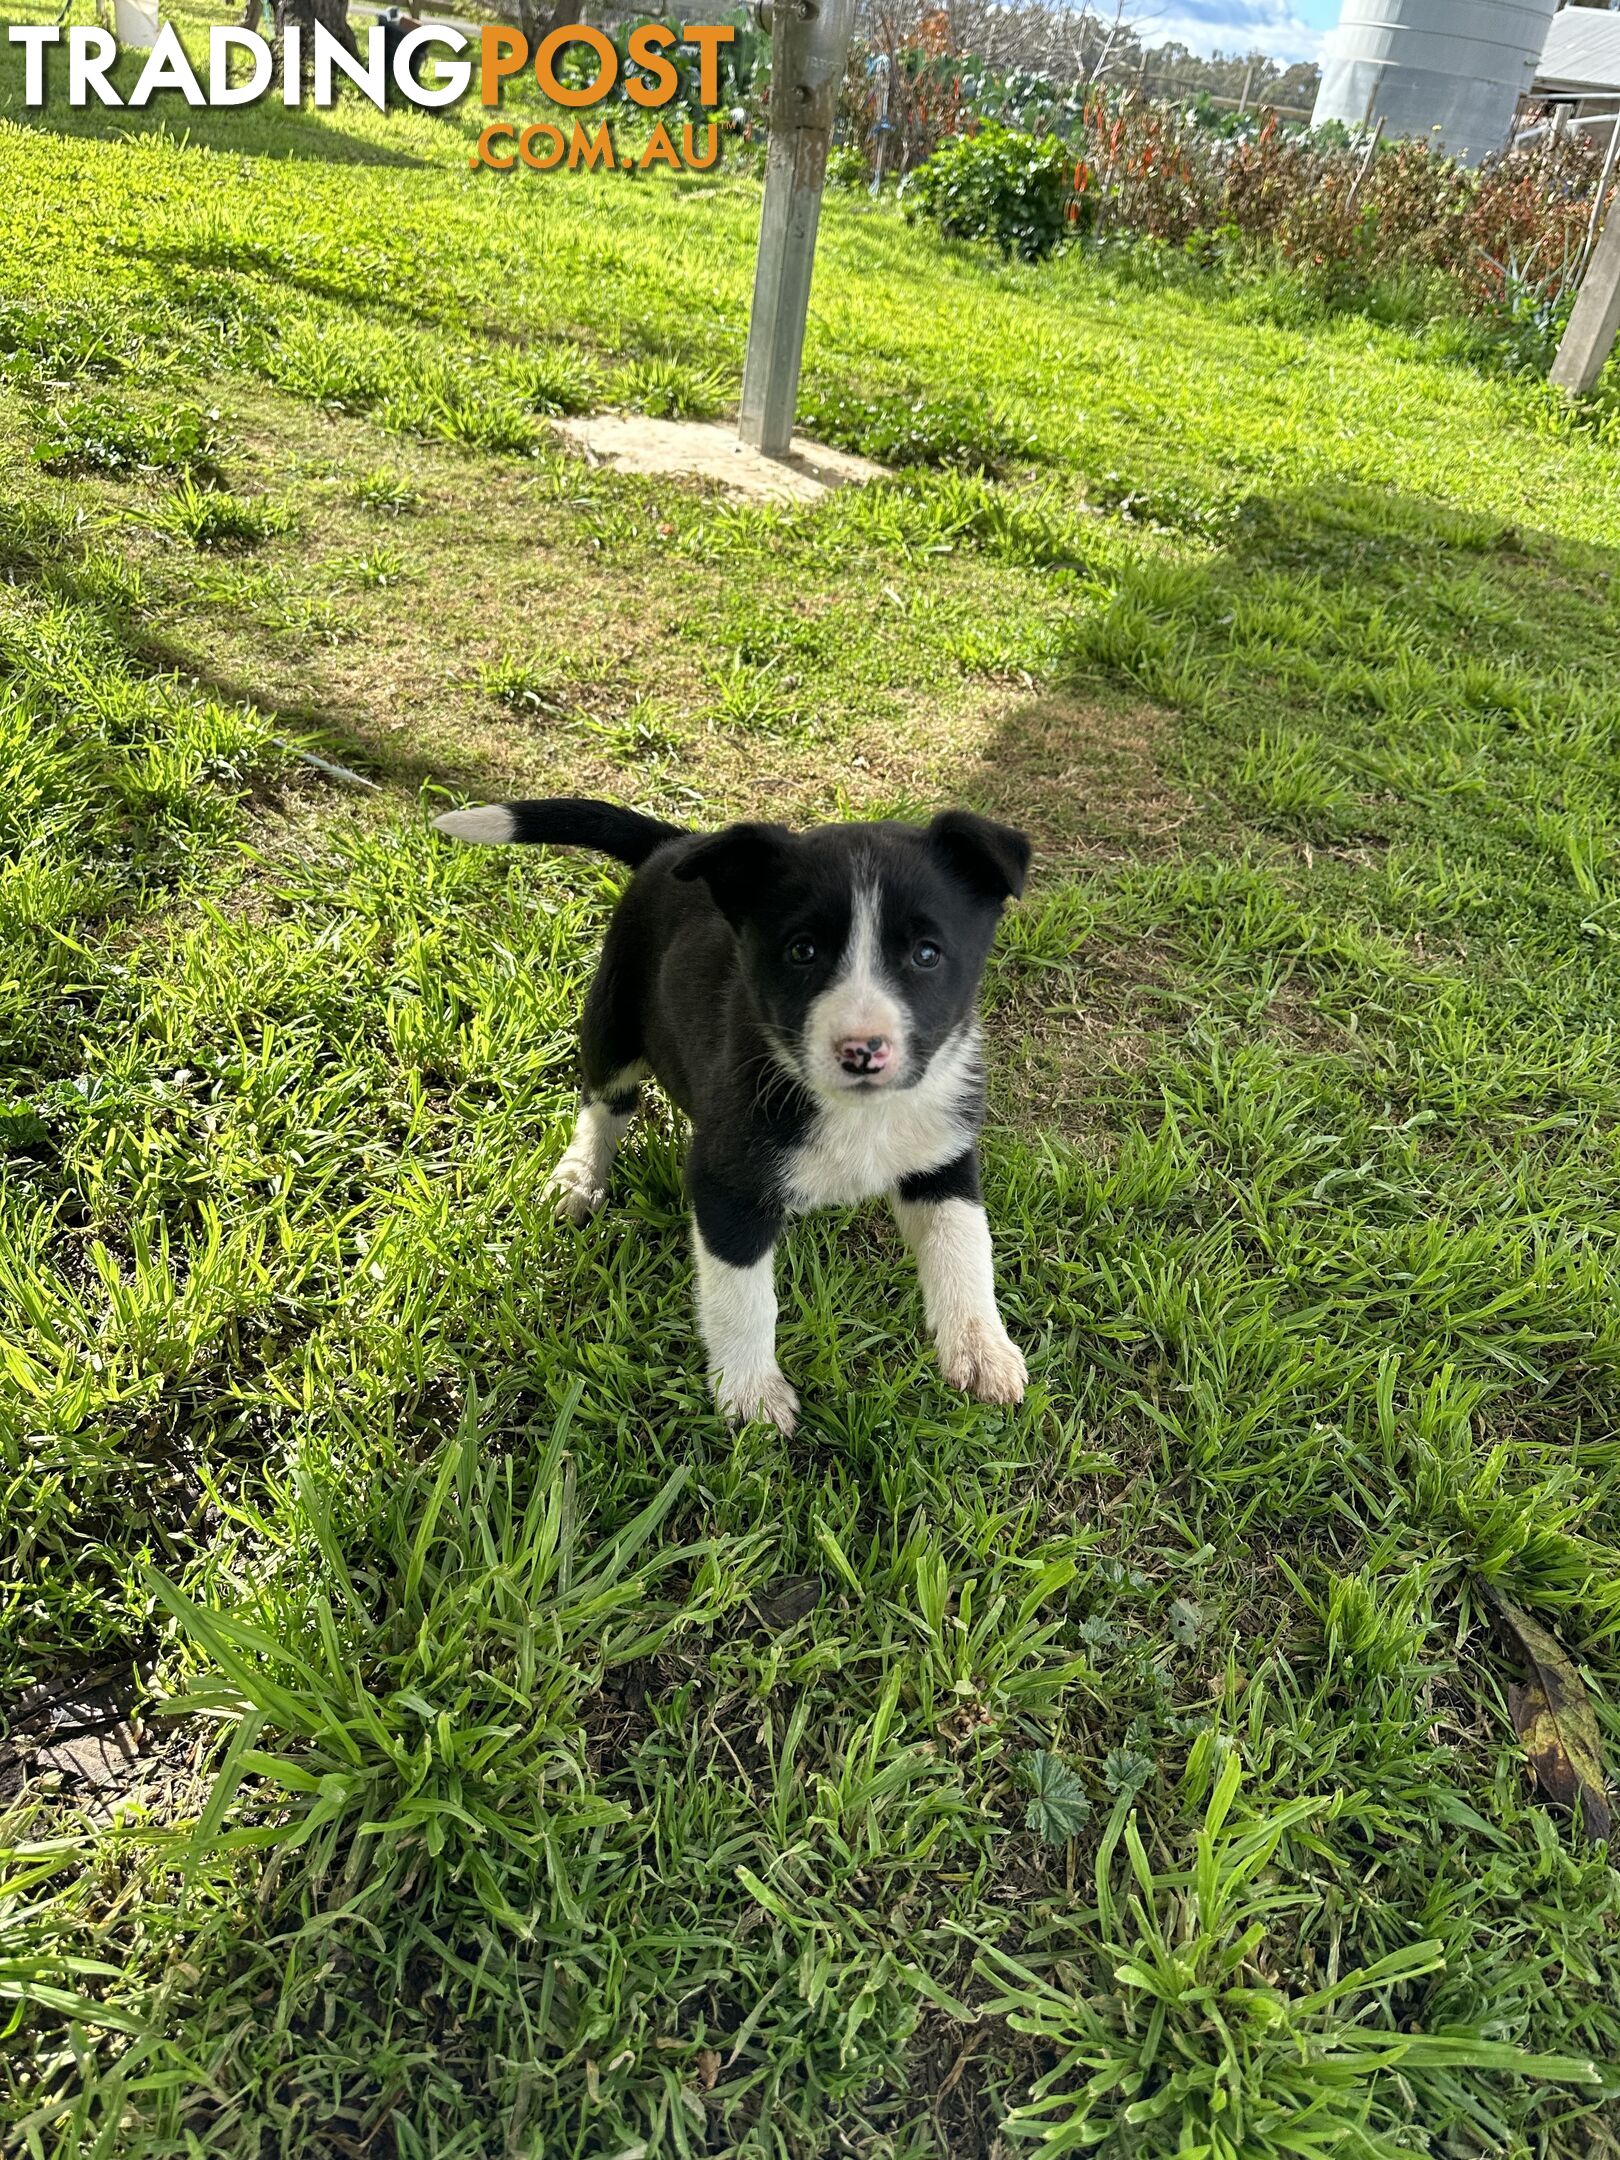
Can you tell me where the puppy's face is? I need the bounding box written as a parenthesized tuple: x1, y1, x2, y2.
(676, 813, 1030, 1099)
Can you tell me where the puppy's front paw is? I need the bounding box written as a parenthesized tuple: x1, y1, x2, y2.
(543, 1155, 607, 1227)
(712, 1366, 799, 1435)
(940, 1321, 1027, 1406)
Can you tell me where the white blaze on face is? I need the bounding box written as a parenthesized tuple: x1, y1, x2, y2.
(805, 881, 906, 1091)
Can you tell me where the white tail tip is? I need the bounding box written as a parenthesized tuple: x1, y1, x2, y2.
(433, 805, 516, 844)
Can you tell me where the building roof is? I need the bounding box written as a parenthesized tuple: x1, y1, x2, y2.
(1536, 7, 1620, 96)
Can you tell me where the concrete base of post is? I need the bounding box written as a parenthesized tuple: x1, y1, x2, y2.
(555, 414, 883, 501)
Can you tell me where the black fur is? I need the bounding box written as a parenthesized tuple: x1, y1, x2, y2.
(475, 798, 681, 864)
(432, 795, 1031, 1421)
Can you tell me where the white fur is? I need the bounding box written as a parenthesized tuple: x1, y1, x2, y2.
(433, 805, 517, 844)
(782, 1027, 980, 1213)
(804, 881, 907, 1093)
(693, 1229, 797, 1433)
(543, 1069, 645, 1224)
(892, 1194, 1026, 1404)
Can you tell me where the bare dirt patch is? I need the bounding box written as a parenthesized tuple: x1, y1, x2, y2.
(970, 693, 1208, 866)
(552, 416, 886, 502)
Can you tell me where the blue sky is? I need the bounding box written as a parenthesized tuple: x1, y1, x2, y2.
(1145, 0, 1339, 65)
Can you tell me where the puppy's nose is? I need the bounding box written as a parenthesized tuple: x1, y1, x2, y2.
(838, 1035, 892, 1075)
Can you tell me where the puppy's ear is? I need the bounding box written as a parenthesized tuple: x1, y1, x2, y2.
(928, 810, 1031, 903)
(673, 822, 792, 928)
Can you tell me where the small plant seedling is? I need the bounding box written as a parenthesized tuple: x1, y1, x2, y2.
(145, 476, 289, 550)
(1020, 1750, 1093, 1843)
(351, 469, 424, 516)
(329, 546, 407, 590)
(476, 654, 564, 712)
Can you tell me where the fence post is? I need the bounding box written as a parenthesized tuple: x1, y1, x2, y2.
(1550, 190, 1620, 396)
(738, 0, 859, 457)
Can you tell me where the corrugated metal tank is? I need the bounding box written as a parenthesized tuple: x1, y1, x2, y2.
(1311, 0, 1561, 163)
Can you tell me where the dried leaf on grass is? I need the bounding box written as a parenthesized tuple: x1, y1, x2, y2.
(1483, 1585, 1612, 1842)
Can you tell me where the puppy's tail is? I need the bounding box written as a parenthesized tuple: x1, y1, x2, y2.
(432, 797, 682, 867)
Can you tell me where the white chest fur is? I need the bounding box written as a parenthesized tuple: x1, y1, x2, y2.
(780, 1029, 980, 1212)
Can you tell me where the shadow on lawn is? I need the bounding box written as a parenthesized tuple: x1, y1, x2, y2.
(968, 477, 1620, 866)
(131, 239, 453, 333)
(0, 74, 431, 169)
(133, 632, 504, 801)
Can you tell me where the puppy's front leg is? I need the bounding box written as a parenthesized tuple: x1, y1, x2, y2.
(893, 1152, 1026, 1406)
(691, 1178, 796, 1434)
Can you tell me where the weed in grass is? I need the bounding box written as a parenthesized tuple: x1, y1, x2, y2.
(1232, 728, 1358, 836)
(379, 378, 540, 453)
(513, 342, 598, 415)
(34, 398, 225, 481)
(820, 470, 1091, 570)
(350, 467, 424, 516)
(326, 544, 407, 589)
(476, 653, 567, 712)
(192, 563, 349, 643)
(982, 1746, 1603, 2156)
(584, 697, 684, 763)
(143, 476, 288, 552)
(612, 352, 731, 420)
(799, 383, 1029, 470)
(702, 656, 806, 737)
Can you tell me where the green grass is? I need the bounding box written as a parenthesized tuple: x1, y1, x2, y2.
(3, 4, 1620, 2155)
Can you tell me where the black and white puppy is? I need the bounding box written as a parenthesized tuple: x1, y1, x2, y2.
(433, 797, 1031, 1433)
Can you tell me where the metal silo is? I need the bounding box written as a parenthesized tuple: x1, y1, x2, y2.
(1311, 0, 1562, 163)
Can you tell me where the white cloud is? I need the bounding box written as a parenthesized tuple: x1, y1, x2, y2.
(1135, 0, 1326, 65)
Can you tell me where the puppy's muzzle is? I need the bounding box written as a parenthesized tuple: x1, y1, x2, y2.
(837, 1035, 892, 1077)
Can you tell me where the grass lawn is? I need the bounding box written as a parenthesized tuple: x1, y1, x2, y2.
(4, 6, 1620, 2153)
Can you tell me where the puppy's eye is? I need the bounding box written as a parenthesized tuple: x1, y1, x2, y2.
(786, 937, 817, 965)
(912, 940, 943, 969)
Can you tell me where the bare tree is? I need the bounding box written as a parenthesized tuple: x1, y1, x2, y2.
(508, 0, 586, 43)
(275, 0, 359, 62)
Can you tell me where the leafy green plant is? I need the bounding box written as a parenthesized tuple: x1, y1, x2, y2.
(826, 144, 869, 190)
(350, 468, 423, 516)
(905, 120, 1073, 262)
(151, 1409, 721, 1917)
(476, 653, 565, 712)
(514, 343, 598, 415)
(614, 353, 730, 421)
(35, 399, 225, 480)
(145, 477, 288, 551)
(798, 385, 1025, 471)
(327, 545, 406, 589)
(584, 698, 683, 763)
(1020, 1751, 1092, 1842)
(980, 1748, 1602, 2154)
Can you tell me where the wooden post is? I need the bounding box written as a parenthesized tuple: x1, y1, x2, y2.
(738, 0, 859, 458)
(1551, 189, 1620, 395)
(1345, 114, 1385, 214)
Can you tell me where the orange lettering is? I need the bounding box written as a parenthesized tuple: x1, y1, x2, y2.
(626, 22, 679, 109)
(680, 24, 734, 106)
(479, 26, 528, 105)
(536, 25, 616, 107)
(568, 120, 615, 169)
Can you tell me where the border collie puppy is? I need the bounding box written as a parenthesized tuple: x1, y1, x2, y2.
(433, 798, 1031, 1433)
